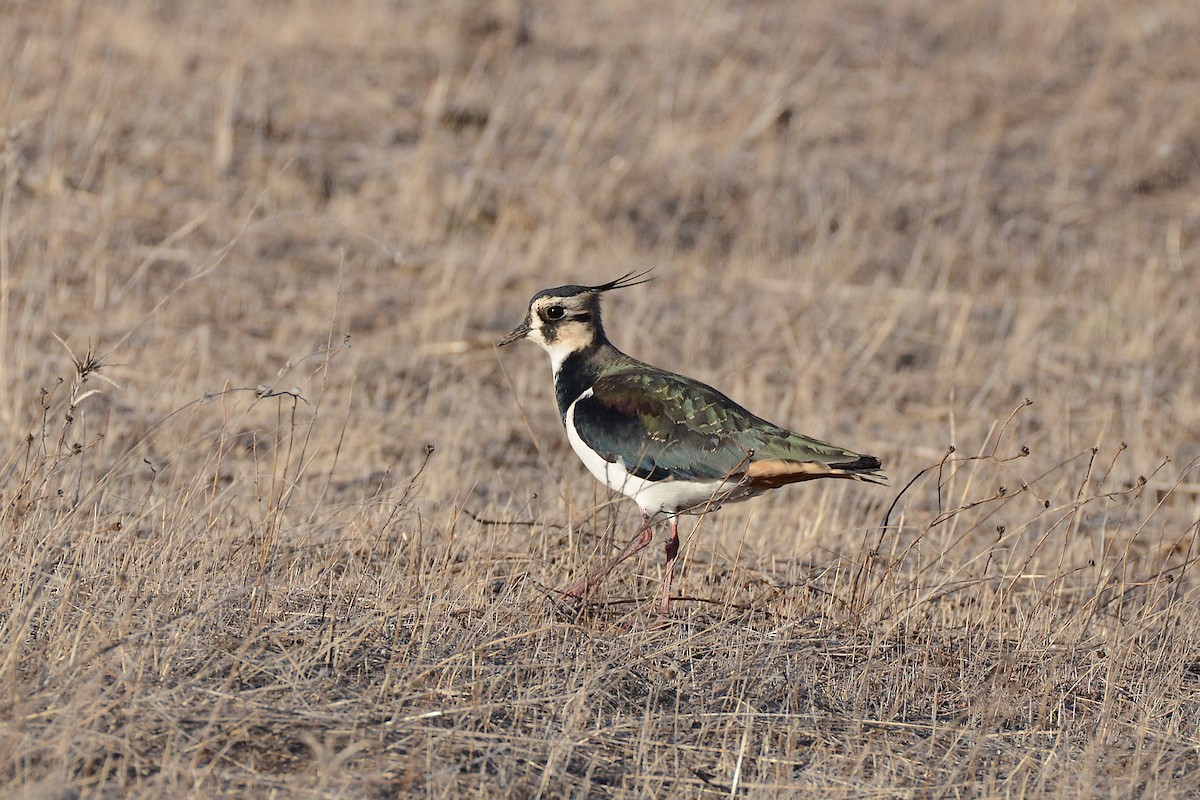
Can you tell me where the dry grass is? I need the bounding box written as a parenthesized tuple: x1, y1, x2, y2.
(2, 0, 1199, 796)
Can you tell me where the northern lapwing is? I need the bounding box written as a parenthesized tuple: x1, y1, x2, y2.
(498, 271, 883, 617)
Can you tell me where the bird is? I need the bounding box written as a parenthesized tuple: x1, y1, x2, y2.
(497, 271, 883, 618)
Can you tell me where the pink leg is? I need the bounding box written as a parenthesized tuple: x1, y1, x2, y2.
(657, 515, 680, 618)
(561, 514, 655, 605)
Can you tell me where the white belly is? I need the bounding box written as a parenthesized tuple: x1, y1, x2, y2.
(564, 390, 729, 517)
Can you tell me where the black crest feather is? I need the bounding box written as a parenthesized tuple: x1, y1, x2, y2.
(586, 269, 655, 294)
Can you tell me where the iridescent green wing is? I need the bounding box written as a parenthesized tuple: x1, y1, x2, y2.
(571, 368, 873, 482)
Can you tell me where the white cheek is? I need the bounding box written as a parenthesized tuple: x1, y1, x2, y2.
(547, 340, 577, 377)
(527, 322, 575, 377)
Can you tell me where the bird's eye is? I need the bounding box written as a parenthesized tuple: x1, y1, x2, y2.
(545, 305, 566, 321)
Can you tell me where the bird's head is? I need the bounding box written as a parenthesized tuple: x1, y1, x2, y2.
(498, 270, 653, 369)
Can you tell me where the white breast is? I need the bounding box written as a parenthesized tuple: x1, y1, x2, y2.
(564, 389, 730, 517)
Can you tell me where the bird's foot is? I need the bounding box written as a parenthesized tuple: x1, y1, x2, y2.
(550, 587, 587, 620)
(630, 609, 677, 633)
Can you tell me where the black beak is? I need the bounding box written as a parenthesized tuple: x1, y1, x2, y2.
(497, 319, 531, 347)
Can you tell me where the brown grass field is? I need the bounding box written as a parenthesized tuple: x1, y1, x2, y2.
(3, 0, 1200, 796)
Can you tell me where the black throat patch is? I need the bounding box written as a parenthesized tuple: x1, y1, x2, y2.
(554, 344, 604, 418)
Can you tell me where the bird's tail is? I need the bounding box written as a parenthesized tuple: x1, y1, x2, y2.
(743, 454, 885, 489)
